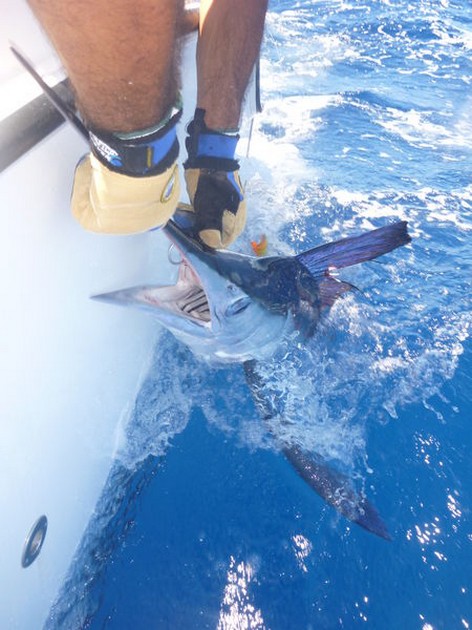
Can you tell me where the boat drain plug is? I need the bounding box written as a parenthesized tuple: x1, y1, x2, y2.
(21, 515, 48, 568)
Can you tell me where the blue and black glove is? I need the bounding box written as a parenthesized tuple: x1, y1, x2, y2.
(184, 108, 246, 249)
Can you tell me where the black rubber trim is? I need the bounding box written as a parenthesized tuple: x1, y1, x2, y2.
(184, 155, 240, 172)
(0, 79, 75, 174)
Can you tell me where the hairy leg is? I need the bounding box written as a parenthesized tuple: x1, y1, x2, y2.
(27, 0, 184, 132)
(197, 0, 268, 130)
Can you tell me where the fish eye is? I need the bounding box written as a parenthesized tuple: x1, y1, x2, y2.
(225, 298, 251, 317)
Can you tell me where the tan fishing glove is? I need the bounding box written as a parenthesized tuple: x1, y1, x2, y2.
(71, 110, 181, 235)
(72, 154, 179, 235)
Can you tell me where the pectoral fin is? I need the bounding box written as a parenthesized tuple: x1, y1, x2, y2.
(319, 276, 356, 308)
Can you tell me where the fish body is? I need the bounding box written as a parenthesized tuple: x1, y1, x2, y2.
(96, 211, 409, 363)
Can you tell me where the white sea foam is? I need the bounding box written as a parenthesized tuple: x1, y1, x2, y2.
(377, 107, 472, 150)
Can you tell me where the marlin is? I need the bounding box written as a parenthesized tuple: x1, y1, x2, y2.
(94, 209, 411, 540)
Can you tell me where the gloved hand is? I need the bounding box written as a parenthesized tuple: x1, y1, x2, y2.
(72, 154, 179, 235)
(184, 167, 246, 249)
(184, 109, 246, 249)
(71, 109, 181, 235)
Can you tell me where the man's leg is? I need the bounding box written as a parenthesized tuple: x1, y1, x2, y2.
(197, 0, 268, 130)
(184, 0, 268, 248)
(28, 0, 182, 132)
(28, 0, 184, 234)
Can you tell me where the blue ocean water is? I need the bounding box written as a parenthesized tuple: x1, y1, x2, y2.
(48, 1, 472, 628)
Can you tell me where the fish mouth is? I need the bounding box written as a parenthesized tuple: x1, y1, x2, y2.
(147, 259, 211, 324)
(156, 212, 215, 325)
(91, 254, 211, 326)
(94, 213, 216, 325)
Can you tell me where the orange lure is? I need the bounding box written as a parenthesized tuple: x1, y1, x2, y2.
(250, 234, 268, 257)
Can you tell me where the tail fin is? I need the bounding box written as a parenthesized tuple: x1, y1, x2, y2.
(297, 221, 411, 276)
(244, 361, 391, 540)
(282, 445, 391, 540)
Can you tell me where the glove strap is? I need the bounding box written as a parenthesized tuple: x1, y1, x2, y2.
(184, 108, 240, 172)
(89, 107, 182, 178)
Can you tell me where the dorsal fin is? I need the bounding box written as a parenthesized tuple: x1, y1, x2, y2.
(296, 221, 411, 276)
